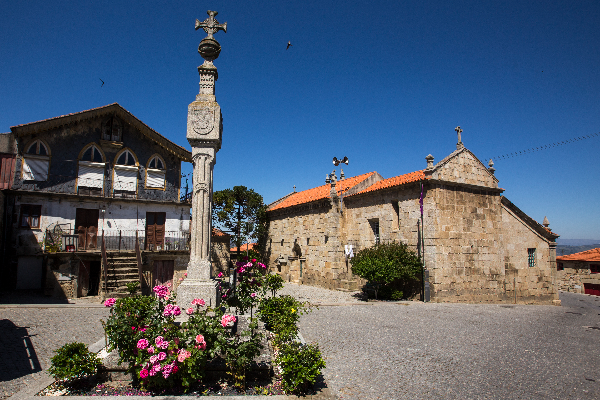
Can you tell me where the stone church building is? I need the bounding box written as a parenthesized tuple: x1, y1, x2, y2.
(266, 138, 560, 305)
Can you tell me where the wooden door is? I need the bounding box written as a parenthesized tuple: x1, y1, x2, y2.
(153, 260, 174, 288)
(146, 212, 166, 250)
(75, 208, 99, 250)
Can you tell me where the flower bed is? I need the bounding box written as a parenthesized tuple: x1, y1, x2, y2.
(44, 257, 325, 396)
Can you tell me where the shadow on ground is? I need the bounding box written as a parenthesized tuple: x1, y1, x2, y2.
(0, 290, 69, 305)
(0, 319, 42, 382)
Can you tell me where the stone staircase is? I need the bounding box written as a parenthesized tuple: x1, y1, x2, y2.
(103, 253, 140, 298)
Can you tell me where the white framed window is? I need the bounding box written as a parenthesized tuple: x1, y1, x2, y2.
(113, 149, 138, 197)
(146, 155, 166, 189)
(22, 140, 50, 181)
(78, 145, 105, 194)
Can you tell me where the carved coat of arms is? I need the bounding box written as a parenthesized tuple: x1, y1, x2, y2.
(190, 108, 214, 135)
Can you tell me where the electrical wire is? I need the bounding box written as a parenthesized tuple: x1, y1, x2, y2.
(487, 132, 599, 162)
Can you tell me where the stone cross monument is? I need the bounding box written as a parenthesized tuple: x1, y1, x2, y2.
(177, 10, 227, 309)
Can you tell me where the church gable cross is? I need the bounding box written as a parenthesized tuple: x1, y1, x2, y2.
(195, 10, 227, 39)
(455, 126, 464, 149)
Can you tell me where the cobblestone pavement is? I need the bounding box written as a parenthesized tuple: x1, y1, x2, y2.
(0, 291, 109, 400)
(298, 289, 600, 400)
(278, 283, 365, 305)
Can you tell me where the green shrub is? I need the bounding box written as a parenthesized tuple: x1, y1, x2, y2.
(258, 296, 302, 333)
(351, 241, 422, 299)
(48, 342, 102, 380)
(126, 281, 140, 295)
(265, 274, 284, 296)
(276, 342, 326, 395)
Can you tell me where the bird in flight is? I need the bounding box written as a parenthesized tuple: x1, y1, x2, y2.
(100, 79, 104, 87)
(286, 41, 292, 50)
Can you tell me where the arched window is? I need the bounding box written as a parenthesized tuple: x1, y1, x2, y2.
(113, 149, 138, 198)
(22, 139, 50, 181)
(146, 154, 166, 189)
(77, 144, 105, 195)
(102, 117, 123, 142)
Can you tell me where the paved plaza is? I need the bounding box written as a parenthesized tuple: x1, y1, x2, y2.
(0, 287, 599, 399)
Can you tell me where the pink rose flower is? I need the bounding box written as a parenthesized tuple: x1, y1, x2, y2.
(104, 298, 116, 307)
(184, 272, 187, 277)
(148, 368, 156, 376)
(139, 368, 149, 379)
(172, 365, 179, 373)
(172, 306, 181, 316)
(195, 334, 205, 344)
(191, 298, 205, 306)
(149, 355, 158, 364)
(251, 293, 257, 298)
(137, 339, 149, 350)
(221, 314, 236, 328)
(152, 285, 169, 298)
(158, 352, 166, 361)
(218, 272, 223, 278)
(147, 346, 155, 354)
(186, 307, 194, 315)
(252, 259, 256, 262)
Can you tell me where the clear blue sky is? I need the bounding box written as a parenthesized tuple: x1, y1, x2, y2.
(1, 0, 599, 240)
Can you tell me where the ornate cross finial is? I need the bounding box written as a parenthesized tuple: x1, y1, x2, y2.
(455, 126, 463, 142)
(455, 126, 464, 149)
(195, 11, 227, 40)
(293, 185, 296, 192)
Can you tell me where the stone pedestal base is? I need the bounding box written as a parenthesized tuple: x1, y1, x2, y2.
(177, 279, 220, 310)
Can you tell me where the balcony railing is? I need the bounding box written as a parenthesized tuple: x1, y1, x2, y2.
(44, 225, 190, 253)
(12, 172, 183, 202)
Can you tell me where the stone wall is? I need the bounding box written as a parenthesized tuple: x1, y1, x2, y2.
(501, 203, 558, 304)
(432, 149, 498, 188)
(426, 184, 506, 303)
(556, 261, 600, 293)
(267, 200, 352, 289)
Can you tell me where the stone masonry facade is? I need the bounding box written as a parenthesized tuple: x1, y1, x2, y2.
(267, 146, 560, 305)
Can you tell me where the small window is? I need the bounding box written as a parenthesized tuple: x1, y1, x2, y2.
(527, 248, 536, 267)
(557, 262, 564, 271)
(148, 156, 164, 170)
(26, 140, 48, 156)
(81, 145, 103, 163)
(591, 264, 600, 274)
(20, 204, 41, 228)
(117, 150, 136, 166)
(146, 155, 166, 189)
(369, 219, 380, 244)
(391, 201, 399, 230)
(22, 140, 50, 181)
(102, 117, 123, 142)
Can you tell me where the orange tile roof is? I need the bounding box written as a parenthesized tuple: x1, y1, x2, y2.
(352, 170, 427, 195)
(269, 172, 376, 211)
(212, 228, 229, 237)
(557, 247, 600, 262)
(230, 243, 257, 252)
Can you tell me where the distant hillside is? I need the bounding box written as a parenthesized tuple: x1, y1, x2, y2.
(556, 244, 600, 257)
(556, 239, 600, 246)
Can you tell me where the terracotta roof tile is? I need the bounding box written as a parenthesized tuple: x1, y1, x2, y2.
(352, 170, 427, 195)
(269, 172, 376, 211)
(230, 243, 256, 252)
(556, 247, 600, 262)
(212, 228, 229, 237)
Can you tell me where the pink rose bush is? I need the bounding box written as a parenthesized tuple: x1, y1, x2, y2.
(104, 283, 266, 392)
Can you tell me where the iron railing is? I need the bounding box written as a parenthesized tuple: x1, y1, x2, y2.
(43, 226, 190, 253)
